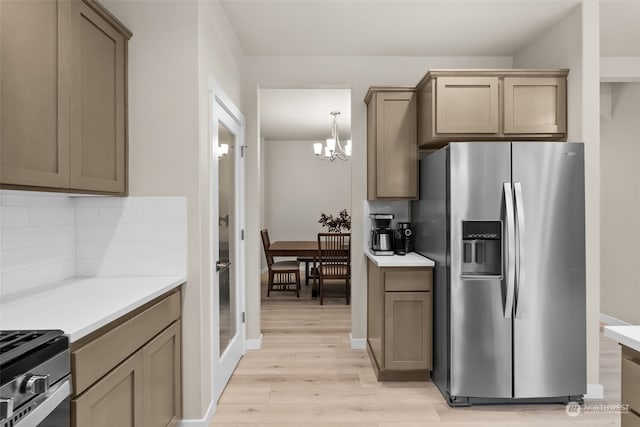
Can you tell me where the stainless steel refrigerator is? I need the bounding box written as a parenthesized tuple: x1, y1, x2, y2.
(411, 142, 586, 406)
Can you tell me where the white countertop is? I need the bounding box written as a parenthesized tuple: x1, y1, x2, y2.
(604, 325, 640, 353)
(364, 249, 435, 268)
(0, 276, 186, 342)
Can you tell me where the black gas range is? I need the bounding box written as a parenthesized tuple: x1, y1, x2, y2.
(0, 331, 71, 427)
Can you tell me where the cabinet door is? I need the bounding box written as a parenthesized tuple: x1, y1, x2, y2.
(435, 77, 499, 134)
(70, 0, 126, 193)
(72, 351, 143, 427)
(0, 0, 70, 188)
(622, 348, 640, 415)
(503, 77, 566, 134)
(623, 411, 640, 427)
(143, 321, 182, 427)
(375, 92, 417, 198)
(384, 292, 431, 370)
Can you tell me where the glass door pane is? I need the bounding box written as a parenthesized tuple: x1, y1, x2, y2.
(218, 123, 236, 356)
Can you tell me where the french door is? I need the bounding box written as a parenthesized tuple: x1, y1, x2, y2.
(211, 85, 246, 402)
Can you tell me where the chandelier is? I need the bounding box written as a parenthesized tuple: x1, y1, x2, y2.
(313, 111, 351, 161)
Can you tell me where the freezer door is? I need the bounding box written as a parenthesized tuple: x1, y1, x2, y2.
(449, 142, 512, 399)
(512, 142, 586, 398)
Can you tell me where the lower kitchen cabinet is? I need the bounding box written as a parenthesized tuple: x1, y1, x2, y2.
(143, 321, 182, 427)
(367, 260, 432, 381)
(384, 292, 432, 371)
(622, 346, 640, 427)
(73, 351, 143, 427)
(71, 289, 182, 427)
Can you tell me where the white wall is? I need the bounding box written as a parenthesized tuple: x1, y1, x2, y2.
(98, 0, 245, 420)
(242, 55, 514, 346)
(514, 2, 601, 391)
(263, 140, 351, 241)
(600, 82, 640, 325)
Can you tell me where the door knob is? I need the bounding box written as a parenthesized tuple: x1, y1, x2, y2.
(216, 261, 231, 272)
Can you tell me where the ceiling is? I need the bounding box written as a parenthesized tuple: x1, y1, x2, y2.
(260, 89, 351, 141)
(239, 1, 639, 140)
(220, 0, 580, 57)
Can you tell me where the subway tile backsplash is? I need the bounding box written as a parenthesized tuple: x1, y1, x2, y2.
(0, 191, 187, 298)
(1, 192, 76, 297)
(74, 197, 186, 277)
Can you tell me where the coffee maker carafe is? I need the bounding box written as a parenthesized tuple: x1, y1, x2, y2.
(370, 213, 394, 256)
(394, 222, 414, 255)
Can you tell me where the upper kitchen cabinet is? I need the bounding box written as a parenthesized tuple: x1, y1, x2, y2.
(0, 0, 132, 195)
(0, 0, 71, 188)
(70, 0, 128, 193)
(365, 88, 418, 200)
(416, 70, 568, 149)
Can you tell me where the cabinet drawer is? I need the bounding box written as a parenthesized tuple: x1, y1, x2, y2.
(72, 291, 180, 395)
(623, 410, 640, 427)
(623, 347, 640, 413)
(384, 269, 431, 292)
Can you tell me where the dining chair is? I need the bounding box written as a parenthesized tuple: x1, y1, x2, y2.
(317, 233, 351, 305)
(260, 229, 301, 297)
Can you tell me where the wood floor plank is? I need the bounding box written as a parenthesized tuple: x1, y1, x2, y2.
(210, 276, 622, 426)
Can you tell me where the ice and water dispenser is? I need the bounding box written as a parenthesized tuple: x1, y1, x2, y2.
(461, 221, 502, 277)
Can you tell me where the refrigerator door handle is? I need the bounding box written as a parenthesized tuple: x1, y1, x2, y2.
(514, 182, 526, 319)
(503, 182, 516, 319)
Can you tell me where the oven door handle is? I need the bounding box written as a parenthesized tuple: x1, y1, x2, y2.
(17, 377, 71, 427)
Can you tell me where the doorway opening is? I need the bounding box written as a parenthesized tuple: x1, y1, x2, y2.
(258, 87, 353, 329)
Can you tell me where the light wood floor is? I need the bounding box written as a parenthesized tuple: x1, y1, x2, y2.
(210, 276, 622, 426)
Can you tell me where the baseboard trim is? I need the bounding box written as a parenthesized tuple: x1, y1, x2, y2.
(600, 313, 630, 326)
(584, 383, 604, 400)
(179, 400, 216, 427)
(246, 333, 263, 350)
(350, 333, 366, 350)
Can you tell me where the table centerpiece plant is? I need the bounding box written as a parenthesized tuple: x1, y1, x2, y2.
(318, 209, 351, 233)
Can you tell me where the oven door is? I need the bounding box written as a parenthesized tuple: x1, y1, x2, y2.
(15, 377, 71, 427)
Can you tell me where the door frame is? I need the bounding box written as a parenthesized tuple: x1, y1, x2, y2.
(209, 78, 246, 402)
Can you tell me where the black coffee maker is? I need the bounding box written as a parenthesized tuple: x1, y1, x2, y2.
(394, 222, 414, 255)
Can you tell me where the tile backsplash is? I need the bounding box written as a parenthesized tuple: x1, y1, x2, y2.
(1, 192, 75, 297)
(74, 197, 187, 277)
(0, 191, 187, 298)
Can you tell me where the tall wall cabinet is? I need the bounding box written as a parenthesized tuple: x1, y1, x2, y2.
(0, 0, 131, 195)
(365, 88, 417, 200)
